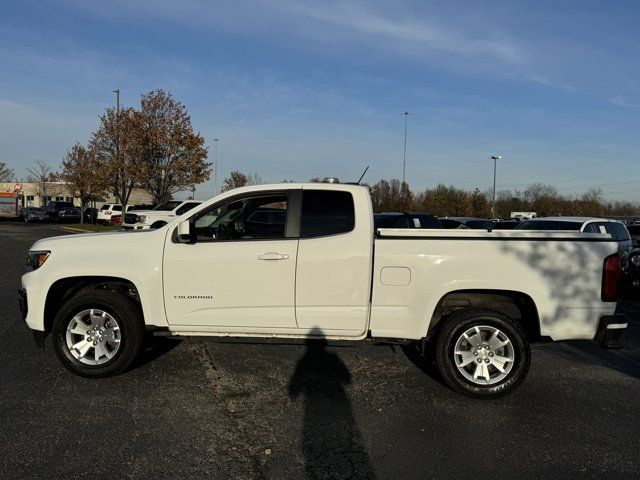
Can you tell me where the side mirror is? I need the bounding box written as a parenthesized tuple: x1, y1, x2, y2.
(177, 219, 193, 243)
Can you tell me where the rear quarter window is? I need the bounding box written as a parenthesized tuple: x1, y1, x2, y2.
(301, 190, 355, 238)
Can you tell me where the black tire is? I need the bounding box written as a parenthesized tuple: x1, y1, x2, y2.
(434, 309, 530, 398)
(52, 290, 145, 377)
(150, 221, 167, 229)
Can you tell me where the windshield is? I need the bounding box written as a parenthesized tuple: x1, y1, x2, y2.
(154, 201, 182, 211)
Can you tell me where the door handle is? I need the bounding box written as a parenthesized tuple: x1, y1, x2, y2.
(257, 252, 289, 261)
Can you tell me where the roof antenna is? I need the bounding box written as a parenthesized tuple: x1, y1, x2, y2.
(357, 165, 370, 185)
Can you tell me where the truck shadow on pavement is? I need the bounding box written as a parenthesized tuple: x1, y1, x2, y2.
(129, 337, 182, 371)
(554, 304, 640, 380)
(400, 342, 447, 387)
(288, 333, 377, 480)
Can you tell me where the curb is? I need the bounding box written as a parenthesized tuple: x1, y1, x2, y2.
(58, 226, 93, 233)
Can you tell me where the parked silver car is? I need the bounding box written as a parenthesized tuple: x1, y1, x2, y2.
(19, 207, 49, 223)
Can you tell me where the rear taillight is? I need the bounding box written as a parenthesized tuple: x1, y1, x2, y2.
(602, 253, 621, 302)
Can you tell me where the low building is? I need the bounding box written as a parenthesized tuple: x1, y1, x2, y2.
(0, 182, 153, 209)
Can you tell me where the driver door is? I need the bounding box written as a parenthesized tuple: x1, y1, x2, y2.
(163, 191, 299, 329)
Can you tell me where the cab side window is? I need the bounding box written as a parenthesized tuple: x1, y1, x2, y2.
(193, 194, 288, 241)
(300, 190, 355, 238)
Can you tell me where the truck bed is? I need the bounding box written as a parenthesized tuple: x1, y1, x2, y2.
(371, 228, 619, 341)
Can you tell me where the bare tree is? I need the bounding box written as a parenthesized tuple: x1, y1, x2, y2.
(26, 161, 60, 204)
(246, 173, 262, 186)
(136, 89, 210, 204)
(0, 162, 14, 182)
(60, 143, 106, 223)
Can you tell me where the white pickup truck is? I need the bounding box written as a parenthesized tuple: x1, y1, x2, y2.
(122, 199, 203, 230)
(19, 182, 628, 397)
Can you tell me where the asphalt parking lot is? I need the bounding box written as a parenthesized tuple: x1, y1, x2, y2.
(1, 221, 639, 480)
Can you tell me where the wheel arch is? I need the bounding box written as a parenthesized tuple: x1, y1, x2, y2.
(426, 289, 542, 343)
(43, 276, 145, 337)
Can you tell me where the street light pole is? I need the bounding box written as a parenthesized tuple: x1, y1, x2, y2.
(491, 155, 503, 219)
(113, 89, 120, 116)
(401, 111, 412, 184)
(113, 89, 120, 215)
(213, 138, 220, 195)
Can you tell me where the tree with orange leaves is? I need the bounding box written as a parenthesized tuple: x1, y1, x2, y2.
(136, 89, 210, 204)
(60, 142, 106, 223)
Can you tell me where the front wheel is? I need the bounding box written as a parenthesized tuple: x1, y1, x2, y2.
(150, 221, 167, 229)
(52, 290, 145, 377)
(435, 309, 530, 398)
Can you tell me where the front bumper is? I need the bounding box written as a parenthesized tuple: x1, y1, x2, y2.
(18, 287, 44, 349)
(594, 314, 628, 348)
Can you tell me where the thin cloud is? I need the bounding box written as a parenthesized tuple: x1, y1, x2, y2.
(68, 0, 526, 66)
(609, 95, 638, 108)
(268, 0, 525, 64)
(531, 75, 574, 93)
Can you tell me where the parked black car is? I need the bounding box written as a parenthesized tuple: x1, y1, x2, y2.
(82, 207, 99, 223)
(374, 212, 442, 229)
(57, 207, 81, 223)
(439, 217, 495, 229)
(627, 224, 640, 248)
(492, 219, 522, 230)
(45, 201, 77, 221)
(620, 248, 640, 305)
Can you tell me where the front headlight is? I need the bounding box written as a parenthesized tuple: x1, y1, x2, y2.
(631, 254, 640, 267)
(27, 251, 50, 270)
(138, 215, 147, 223)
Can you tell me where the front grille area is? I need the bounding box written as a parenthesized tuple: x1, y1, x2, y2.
(125, 213, 137, 224)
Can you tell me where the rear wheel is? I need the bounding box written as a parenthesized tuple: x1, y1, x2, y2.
(435, 309, 530, 398)
(52, 290, 145, 377)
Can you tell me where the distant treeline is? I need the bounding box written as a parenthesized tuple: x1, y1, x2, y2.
(221, 172, 640, 219)
(367, 179, 640, 219)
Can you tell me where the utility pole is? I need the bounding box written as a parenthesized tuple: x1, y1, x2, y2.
(113, 89, 121, 210)
(401, 111, 412, 184)
(491, 155, 503, 219)
(213, 138, 220, 195)
(113, 89, 120, 116)
(113, 89, 120, 160)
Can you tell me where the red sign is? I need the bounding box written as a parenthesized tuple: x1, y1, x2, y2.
(13, 183, 22, 192)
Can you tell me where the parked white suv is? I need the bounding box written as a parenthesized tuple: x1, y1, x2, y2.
(123, 200, 202, 230)
(97, 204, 137, 225)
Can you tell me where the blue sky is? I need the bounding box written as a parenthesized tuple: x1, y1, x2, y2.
(1, 0, 639, 200)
